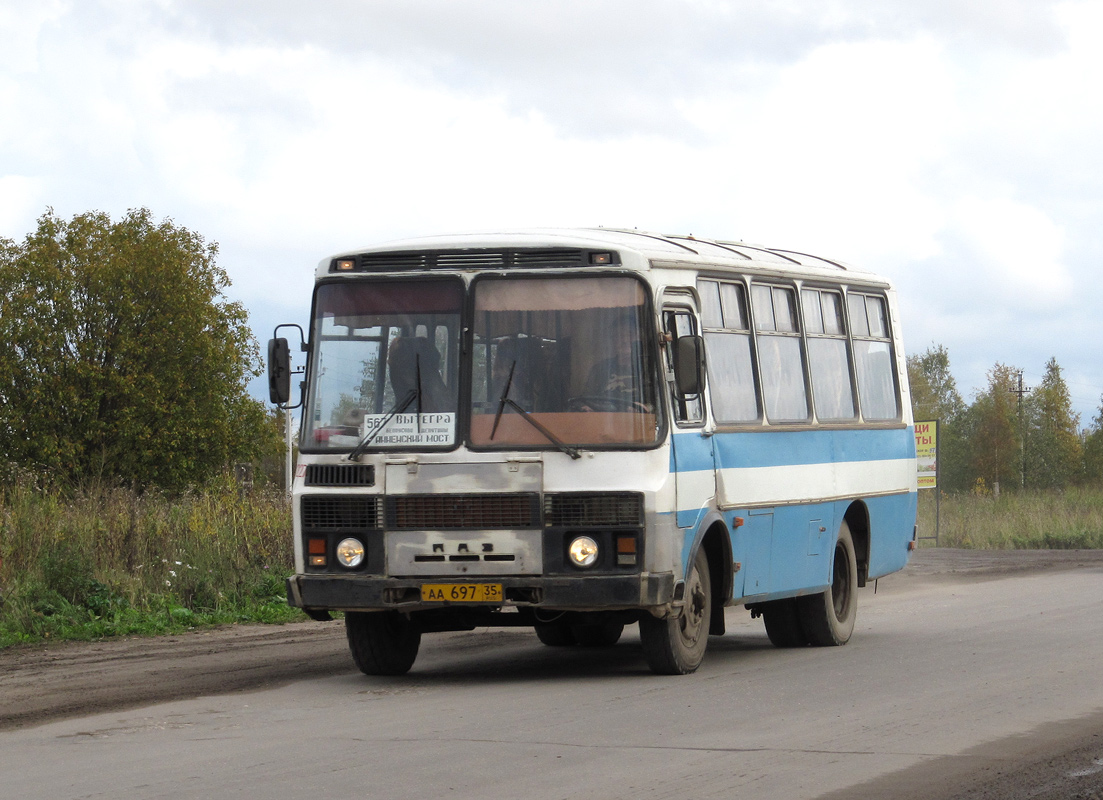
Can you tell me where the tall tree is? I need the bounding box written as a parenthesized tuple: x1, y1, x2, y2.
(1083, 396, 1103, 485)
(0, 208, 280, 490)
(964, 363, 1022, 492)
(1024, 357, 1081, 490)
(907, 344, 965, 423)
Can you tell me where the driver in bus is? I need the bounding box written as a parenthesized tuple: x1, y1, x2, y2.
(577, 314, 653, 412)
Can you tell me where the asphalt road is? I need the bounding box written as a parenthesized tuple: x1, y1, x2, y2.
(2, 549, 1102, 800)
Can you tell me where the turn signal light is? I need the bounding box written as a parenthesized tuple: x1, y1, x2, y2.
(616, 535, 637, 566)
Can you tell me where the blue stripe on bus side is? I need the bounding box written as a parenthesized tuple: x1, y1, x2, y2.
(669, 429, 714, 473)
(671, 427, 915, 473)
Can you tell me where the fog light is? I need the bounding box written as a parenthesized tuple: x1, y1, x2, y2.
(568, 536, 599, 568)
(336, 538, 365, 568)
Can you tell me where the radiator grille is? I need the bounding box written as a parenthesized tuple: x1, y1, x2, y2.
(545, 493, 644, 528)
(301, 496, 382, 530)
(304, 464, 375, 487)
(387, 494, 538, 529)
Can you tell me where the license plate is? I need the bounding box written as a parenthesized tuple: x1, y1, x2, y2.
(421, 583, 503, 603)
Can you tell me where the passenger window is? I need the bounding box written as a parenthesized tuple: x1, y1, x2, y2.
(848, 292, 898, 420)
(802, 289, 824, 334)
(822, 292, 844, 335)
(700, 281, 723, 328)
(803, 289, 856, 421)
(721, 283, 747, 329)
(699, 280, 758, 423)
(752, 284, 808, 422)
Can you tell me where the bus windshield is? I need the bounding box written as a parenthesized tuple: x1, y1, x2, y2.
(470, 275, 661, 448)
(304, 279, 463, 450)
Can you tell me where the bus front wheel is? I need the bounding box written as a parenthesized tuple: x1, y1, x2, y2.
(345, 610, 421, 675)
(640, 548, 712, 674)
(798, 521, 858, 646)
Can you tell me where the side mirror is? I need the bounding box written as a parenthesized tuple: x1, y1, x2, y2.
(673, 335, 706, 396)
(268, 337, 291, 405)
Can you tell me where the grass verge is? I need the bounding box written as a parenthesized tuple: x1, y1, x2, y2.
(5, 481, 1102, 648)
(0, 480, 301, 648)
(918, 486, 1103, 549)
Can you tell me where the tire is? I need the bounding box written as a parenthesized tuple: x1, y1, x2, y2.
(761, 598, 808, 647)
(345, 611, 421, 675)
(797, 521, 858, 646)
(535, 623, 577, 646)
(572, 622, 624, 647)
(640, 547, 712, 674)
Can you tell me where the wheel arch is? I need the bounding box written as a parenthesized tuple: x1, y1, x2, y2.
(843, 501, 871, 587)
(694, 518, 733, 636)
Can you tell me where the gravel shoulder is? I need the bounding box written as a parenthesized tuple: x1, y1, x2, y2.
(0, 617, 353, 731)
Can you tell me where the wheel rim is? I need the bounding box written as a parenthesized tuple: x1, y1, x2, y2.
(679, 566, 708, 647)
(831, 541, 851, 619)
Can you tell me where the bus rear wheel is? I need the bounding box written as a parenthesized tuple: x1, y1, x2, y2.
(535, 621, 625, 646)
(797, 521, 858, 646)
(534, 623, 576, 646)
(640, 548, 712, 674)
(762, 599, 809, 647)
(345, 610, 421, 675)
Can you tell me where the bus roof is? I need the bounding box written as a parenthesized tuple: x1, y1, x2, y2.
(318, 228, 889, 286)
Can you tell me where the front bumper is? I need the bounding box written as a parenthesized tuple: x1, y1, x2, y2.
(287, 572, 675, 612)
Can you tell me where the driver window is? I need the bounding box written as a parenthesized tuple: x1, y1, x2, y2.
(663, 308, 704, 425)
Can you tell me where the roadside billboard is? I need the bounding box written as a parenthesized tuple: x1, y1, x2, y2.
(915, 420, 938, 490)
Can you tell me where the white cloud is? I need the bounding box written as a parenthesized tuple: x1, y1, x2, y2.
(673, 36, 955, 264)
(3, 0, 1103, 420)
(951, 196, 1071, 304)
(0, 176, 46, 237)
(0, 0, 66, 73)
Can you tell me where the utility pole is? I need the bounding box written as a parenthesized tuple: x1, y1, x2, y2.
(1009, 370, 1030, 489)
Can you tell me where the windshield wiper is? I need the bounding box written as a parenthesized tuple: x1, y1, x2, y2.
(347, 354, 425, 460)
(346, 389, 417, 461)
(491, 360, 581, 460)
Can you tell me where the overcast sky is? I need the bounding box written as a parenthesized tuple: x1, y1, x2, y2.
(3, 0, 1102, 423)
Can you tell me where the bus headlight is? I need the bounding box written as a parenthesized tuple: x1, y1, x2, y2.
(568, 536, 599, 568)
(336, 538, 365, 568)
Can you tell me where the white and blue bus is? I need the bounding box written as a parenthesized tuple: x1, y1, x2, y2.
(268, 229, 918, 675)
